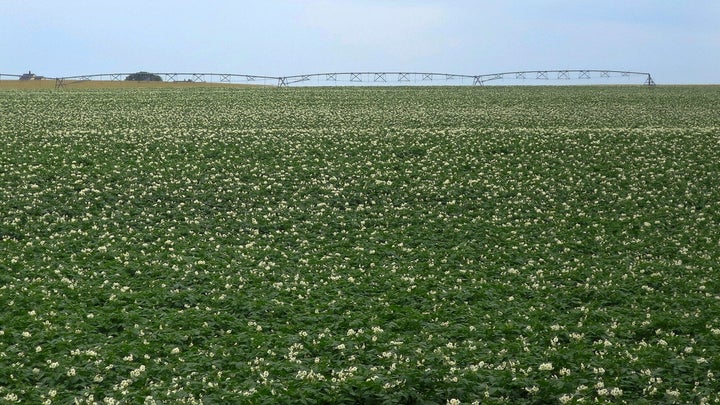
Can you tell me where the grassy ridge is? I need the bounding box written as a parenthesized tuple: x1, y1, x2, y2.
(1, 86, 719, 403)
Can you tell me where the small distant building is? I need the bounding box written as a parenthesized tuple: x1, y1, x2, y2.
(19, 71, 44, 80)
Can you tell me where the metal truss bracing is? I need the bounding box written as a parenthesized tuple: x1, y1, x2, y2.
(281, 72, 479, 86)
(278, 70, 655, 86)
(469, 70, 655, 86)
(2, 69, 656, 88)
(42, 72, 282, 87)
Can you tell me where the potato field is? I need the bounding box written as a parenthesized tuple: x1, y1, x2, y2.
(1, 85, 720, 404)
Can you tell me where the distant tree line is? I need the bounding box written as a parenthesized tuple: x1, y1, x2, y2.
(125, 72, 162, 81)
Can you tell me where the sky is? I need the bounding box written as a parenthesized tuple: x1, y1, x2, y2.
(1, 0, 718, 84)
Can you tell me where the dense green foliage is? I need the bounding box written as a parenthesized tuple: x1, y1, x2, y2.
(125, 72, 162, 82)
(1, 86, 719, 404)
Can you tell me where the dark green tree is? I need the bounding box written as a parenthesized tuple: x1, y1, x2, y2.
(125, 72, 162, 81)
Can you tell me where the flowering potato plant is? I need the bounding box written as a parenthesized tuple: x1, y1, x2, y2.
(1, 86, 719, 403)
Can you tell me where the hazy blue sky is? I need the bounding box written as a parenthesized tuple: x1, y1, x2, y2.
(2, 0, 718, 84)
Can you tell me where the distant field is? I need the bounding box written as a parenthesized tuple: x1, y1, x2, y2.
(1, 86, 719, 403)
(0, 80, 263, 90)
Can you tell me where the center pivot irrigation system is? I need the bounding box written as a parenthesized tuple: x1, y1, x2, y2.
(1, 69, 656, 88)
(277, 70, 655, 87)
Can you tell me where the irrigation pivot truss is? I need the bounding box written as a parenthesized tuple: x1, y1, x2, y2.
(1, 69, 655, 88)
(278, 72, 477, 86)
(278, 70, 655, 86)
(50, 72, 282, 88)
(476, 69, 655, 86)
